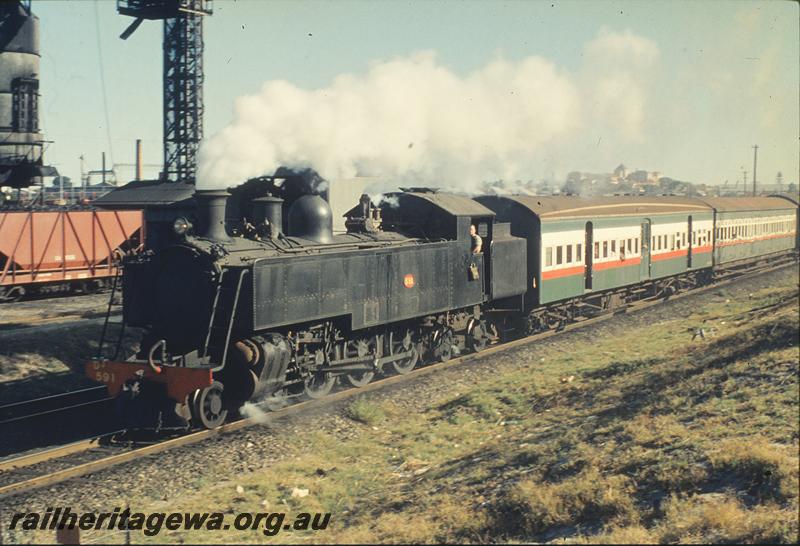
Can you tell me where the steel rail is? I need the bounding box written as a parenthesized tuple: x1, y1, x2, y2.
(0, 386, 113, 427)
(0, 259, 795, 500)
(0, 432, 125, 474)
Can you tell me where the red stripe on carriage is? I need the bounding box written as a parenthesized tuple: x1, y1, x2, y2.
(542, 256, 642, 280)
(593, 256, 641, 271)
(651, 249, 688, 261)
(541, 265, 585, 280)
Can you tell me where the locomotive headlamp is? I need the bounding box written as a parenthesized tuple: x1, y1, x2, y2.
(173, 217, 192, 236)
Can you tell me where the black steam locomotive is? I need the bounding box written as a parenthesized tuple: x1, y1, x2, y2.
(87, 179, 798, 430)
(89, 184, 526, 429)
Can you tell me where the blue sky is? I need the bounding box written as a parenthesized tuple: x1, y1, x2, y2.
(35, 0, 798, 189)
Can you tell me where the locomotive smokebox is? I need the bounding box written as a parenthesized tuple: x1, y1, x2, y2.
(194, 189, 231, 242)
(252, 196, 283, 239)
(287, 194, 333, 244)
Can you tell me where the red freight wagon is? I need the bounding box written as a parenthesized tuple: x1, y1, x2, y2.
(0, 209, 144, 301)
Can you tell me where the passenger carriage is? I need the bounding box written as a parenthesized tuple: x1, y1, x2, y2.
(702, 197, 798, 267)
(476, 196, 714, 308)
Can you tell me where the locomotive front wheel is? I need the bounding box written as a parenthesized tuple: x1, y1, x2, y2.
(192, 381, 228, 429)
(304, 372, 336, 399)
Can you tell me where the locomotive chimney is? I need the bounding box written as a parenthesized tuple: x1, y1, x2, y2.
(252, 196, 283, 239)
(194, 189, 231, 242)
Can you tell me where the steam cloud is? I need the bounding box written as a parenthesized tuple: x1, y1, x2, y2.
(197, 29, 659, 190)
(239, 401, 271, 425)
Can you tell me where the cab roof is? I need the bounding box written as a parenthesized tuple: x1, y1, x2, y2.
(383, 190, 495, 218)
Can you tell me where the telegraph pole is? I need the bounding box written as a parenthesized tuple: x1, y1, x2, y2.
(752, 144, 758, 196)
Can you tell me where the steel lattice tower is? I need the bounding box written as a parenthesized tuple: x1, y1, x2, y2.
(118, 0, 212, 183)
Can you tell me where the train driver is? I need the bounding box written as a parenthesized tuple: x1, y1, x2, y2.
(470, 224, 483, 254)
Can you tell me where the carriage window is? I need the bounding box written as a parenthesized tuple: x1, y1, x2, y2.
(577, 243, 582, 262)
(566, 244, 573, 263)
(634, 238, 639, 253)
(603, 241, 608, 258)
(545, 247, 553, 267)
(556, 246, 563, 265)
(670, 234, 675, 250)
(627, 239, 632, 252)
(611, 240, 616, 254)
(594, 242, 600, 259)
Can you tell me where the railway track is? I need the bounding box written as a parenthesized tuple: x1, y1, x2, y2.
(0, 259, 796, 501)
(0, 314, 120, 338)
(0, 386, 111, 425)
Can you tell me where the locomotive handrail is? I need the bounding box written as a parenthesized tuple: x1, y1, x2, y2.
(147, 339, 167, 373)
(201, 269, 227, 358)
(213, 269, 249, 373)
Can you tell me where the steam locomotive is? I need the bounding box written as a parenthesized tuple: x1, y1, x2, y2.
(86, 183, 798, 430)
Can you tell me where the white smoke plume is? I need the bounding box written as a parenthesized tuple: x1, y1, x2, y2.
(239, 401, 271, 425)
(198, 29, 658, 191)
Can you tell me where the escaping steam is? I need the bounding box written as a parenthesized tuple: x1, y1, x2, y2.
(240, 401, 270, 425)
(198, 29, 658, 190)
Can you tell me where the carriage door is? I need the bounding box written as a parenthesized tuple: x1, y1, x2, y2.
(687, 216, 693, 269)
(584, 222, 593, 290)
(640, 219, 652, 279)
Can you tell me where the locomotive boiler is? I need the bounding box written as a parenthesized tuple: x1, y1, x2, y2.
(88, 186, 527, 429)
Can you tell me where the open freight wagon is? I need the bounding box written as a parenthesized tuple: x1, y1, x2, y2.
(0, 208, 144, 301)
